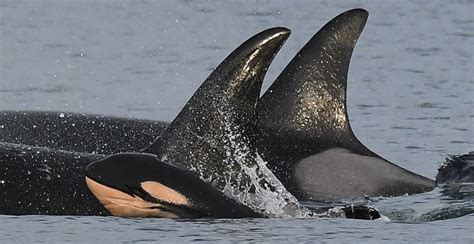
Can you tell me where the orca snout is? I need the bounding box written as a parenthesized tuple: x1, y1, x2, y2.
(84, 159, 105, 183)
(85, 155, 132, 197)
(84, 153, 262, 218)
(85, 153, 193, 218)
(85, 153, 158, 191)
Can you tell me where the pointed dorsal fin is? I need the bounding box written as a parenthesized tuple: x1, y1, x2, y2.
(258, 9, 371, 156)
(144, 28, 290, 187)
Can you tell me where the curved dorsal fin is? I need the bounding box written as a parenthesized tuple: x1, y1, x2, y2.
(258, 9, 371, 157)
(144, 28, 290, 187)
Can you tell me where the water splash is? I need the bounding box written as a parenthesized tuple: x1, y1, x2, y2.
(216, 111, 309, 218)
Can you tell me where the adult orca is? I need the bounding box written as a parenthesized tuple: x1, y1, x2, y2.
(0, 111, 166, 154)
(84, 26, 380, 219)
(0, 142, 107, 215)
(87, 27, 301, 218)
(4, 8, 468, 213)
(0, 27, 292, 216)
(256, 9, 436, 201)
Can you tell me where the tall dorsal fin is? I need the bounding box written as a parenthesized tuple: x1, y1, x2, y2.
(144, 28, 290, 188)
(258, 9, 371, 157)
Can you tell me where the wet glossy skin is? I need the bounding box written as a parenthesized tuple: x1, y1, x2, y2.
(144, 28, 291, 193)
(0, 27, 291, 216)
(0, 111, 167, 155)
(257, 9, 435, 200)
(85, 153, 261, 218)
(0, 9, 445, 216)
(0, 142, 107, 215)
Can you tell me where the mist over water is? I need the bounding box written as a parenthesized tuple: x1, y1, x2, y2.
(0, 0, 473, 242)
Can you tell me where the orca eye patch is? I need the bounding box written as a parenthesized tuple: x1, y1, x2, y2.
(140, 181, 189, 206)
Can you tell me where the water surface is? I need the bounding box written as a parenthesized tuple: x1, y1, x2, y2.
(0, 0, 473, 242)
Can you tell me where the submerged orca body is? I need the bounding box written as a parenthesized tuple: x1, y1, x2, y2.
(257, 9, 435, 201)
(0, 111, 166, 155)
(0, 142, 106, 215)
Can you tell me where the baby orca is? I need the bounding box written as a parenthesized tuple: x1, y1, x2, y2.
(85, 153, 261, 218)
(86, 153, 381, 219)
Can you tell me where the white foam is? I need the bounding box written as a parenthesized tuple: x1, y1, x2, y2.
(215, 112, 309, 218)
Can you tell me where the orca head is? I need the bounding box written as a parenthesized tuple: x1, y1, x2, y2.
(85, 154, 195, 218)
(85, 153, 261, 218)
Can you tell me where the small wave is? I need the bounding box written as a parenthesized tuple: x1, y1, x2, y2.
(414, 202, 474, 222)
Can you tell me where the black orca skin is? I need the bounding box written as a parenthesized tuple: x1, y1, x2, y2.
(88, 27, 293, 218)
(0, 111, 167, 155)
(0, 27, 292, 217)
(2, 8, 468, 217)
(0, 142, 107, 215)
(142, 27, 291, 194)
(86, 153, 381, 219)
(85, 153, 262, 218)
(256, 9, 435, 201)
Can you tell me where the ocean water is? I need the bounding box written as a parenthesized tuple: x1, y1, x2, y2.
(0, 0, 473, 243)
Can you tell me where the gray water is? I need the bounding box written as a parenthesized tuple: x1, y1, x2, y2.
(0, 0, 473, 243)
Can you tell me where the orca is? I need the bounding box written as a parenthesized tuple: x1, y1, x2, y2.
(256, 9, 435, 201)
(1, 8, 447, 204)
(0, 139, 382, 218)
(0, 142, 107, 215)
(0, 110, 166, 154)
(85, 153, 261, 218)
(86, 27, 300, 218)
(0, 27, 302, 218)
(85, 153, 380, 219)
(84, 25, 382, 220)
